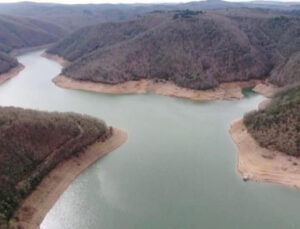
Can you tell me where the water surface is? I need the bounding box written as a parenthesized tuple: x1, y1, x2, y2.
(1, 51, 299, 229)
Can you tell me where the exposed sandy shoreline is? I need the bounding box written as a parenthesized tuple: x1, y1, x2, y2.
(0, 64, 24, 85)
(43, 52, 277, 101)
(253, 82, 277, 98)
(42, 53, 71, 67)
(54, 75, 266, 101)
(230, 119, 300, 189)
(9, 128, 128, 229)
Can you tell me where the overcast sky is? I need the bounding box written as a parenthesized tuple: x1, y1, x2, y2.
(0, 0, 298, 4)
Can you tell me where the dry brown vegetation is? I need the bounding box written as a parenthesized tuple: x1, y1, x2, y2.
(0, 15, 68, 76)
(0, 15, 67, 54)
(0, 51, 18, 75)
(1, 2, 300, 81)
(0, 107, 109, 226)
(48, 9, 300, 90)
(0, 1, 299, 32)
(244, 84, 300, 156)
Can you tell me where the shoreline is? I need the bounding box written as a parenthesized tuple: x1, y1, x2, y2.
(0, 64, 24, 85)
(252, 82, 277, 98)
(42, 53, 71, 67)
(10, 44, 54, 57)
(230, 119, 300, 189)
(9, 128, 128, 229)
(0, 44, 57, 86)
(43, 51, 277, 101)
(53, 75, 266, 101)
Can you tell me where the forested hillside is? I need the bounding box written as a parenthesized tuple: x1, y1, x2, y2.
(48, 13, 170, 62)
(48, 10, 300, 90)
(1, 1, 299, 85)
(244, 84, 300, 156)
(0, 15, 67, 76)
(0, 15, 66, 54)
(0, 107, 109, 226)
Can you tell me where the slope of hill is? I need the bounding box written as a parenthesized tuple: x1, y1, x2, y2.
(0, 107, 109, 226)
(48, 10, 300, 90)
(0, 51, 18, 75)
(0, 2, 146, 31)
(0, 15, 67, 54)
(244, 84, 300, 156)
(0, 15, 67, 78)
(48, 13, 169, 62)
(0, 1, 299, 31)
(270, 51, 300, 86)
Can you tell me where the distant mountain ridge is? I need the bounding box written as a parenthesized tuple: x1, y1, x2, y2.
(0, 1, 300, 80)
(0, 15, 66, 54)
(48, 9, 300, 90)
(0, 15, 67, 76)
(0, 1, 299, 30)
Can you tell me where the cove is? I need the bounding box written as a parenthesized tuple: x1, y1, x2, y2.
(0, 50, 300, 229)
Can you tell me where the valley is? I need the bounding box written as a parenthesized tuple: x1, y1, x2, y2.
(0, 1, 299, 228)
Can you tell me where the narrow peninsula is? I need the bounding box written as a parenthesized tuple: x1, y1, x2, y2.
(0, 107, 127, 229)
(0, 52, 24, 85)
(231, 84, 300, 188)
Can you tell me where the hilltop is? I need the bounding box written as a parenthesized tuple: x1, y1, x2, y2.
(0, 107, 124, 228)
(48, 9, 300, 90)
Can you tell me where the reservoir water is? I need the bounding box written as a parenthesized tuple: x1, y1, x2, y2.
(1, 50, 300, 229)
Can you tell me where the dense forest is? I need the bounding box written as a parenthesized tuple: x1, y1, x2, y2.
(244, 84, 300, 156)
(48, 9, 300, 90)
(0, 107, 109, 226)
